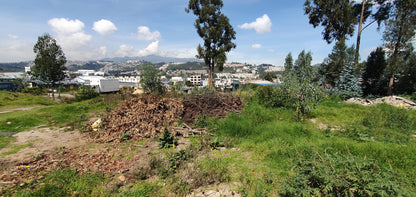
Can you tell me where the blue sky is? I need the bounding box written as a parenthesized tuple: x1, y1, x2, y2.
(0, 0, 386, 66)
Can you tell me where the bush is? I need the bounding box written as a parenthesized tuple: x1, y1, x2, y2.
(75, 85, 99, 101)
(159, 128, 178, 149)
(21, 86, 45, 95)
(279, 151, 409, 196)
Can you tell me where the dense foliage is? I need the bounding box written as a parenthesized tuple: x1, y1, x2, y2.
(32, 33, 67, 99)
(140, 64, 164, 94)
(279, 151, 408, 196)
(362, 47, 387, 96)
(75, 85, 99, 101)
(383, 0, 416, 95)
(335, 59, 362, 99)
(257, 51, 324, 120)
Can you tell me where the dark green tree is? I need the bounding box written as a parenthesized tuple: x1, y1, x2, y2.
(383, 0, 416, 95)
(32, 33, 67, 100)
(140, 63, 163, 94)
(320, 38, 355, 87)
(362, 47, 387, 96)
(263, 72, 277, 82)
(396, 52, 416, 94)
(186, 0, 236, 87)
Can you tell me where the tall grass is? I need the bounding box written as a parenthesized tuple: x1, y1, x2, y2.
(213, 98, 416, 195)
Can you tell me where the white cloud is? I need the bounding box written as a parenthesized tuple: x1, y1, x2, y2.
(115, 44, 134, 57)
(252, 44, 261, 49)
(48, 18, 91, 50)
(239, 14, 272, 34)
(268, 49, 275, 53)
(160, 48, 197, 59)
(8, 34, 19, 39)
(137, 26, 161, 41)
(99, 46, 107, 56)
(137, 41, 159, 56)
(48, 18, 84, 35)
(93, 19, 117, 35)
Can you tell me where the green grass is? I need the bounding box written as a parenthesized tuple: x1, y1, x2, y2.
(1, 142, 32, 156)
(0, 135, 15, 149)
(213, 99, 416, 195)
(0, 98, 108, 133)
(0, 91, 55, 110)
(7, 169, 108, 197)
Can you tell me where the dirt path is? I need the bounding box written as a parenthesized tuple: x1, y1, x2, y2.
(0, 127, 86, 165)
(0, 106, 44, 114)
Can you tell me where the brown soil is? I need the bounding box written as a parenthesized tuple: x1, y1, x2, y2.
(0, 106, 44, 114)
(0, 128, 85, 165)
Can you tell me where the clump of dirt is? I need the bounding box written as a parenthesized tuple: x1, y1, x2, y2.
(88, 93, 242, 143)
(345, 96, 416, 109)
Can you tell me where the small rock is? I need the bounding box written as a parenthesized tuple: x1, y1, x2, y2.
(117, 175, 126, 182)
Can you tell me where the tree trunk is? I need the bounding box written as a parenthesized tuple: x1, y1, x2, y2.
(388, 73, 394, 95)
(208, 65, 213, 87)
(355, 0, 366, 72)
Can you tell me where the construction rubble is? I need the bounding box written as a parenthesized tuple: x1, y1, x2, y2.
(345, 96, 416, 109)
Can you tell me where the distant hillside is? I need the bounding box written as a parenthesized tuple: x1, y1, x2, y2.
(0, 55, 202, 72)
(0, 62, 30, 72)
(100, 55, 201, 63)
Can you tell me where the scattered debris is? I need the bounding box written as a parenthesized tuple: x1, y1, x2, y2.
(345, 96, 416, 109)
(87, 93, 242, 143)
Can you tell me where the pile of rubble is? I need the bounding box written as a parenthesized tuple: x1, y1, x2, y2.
(88, 93, 243, 143)
(345, 96, 416, 109)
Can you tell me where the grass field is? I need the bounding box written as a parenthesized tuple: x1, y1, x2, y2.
(1, 91, 415, 196)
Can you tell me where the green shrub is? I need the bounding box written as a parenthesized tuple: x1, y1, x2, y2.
(21, 86, 45, 95)
(279, 151, 409, 196)
(159, 128, 178, 149)
(75, 85, 99, 101)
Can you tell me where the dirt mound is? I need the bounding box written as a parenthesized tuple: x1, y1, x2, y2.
(345, 96, 416, 109)
(181, 93, 243, 124)
(88, 93, 242, 143)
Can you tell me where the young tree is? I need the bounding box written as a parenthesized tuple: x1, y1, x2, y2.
(362, 47, 387, 96)
(32, 33, 67, 99)
(336, 59, 362, 99)
(186, 0, 236, 87)
(383, 0, 416, 95)
(140, 63, 163, 94)
(283, 53, 294, 75)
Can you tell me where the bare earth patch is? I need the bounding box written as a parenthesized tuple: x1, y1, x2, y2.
(0, 127, 86, 165)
